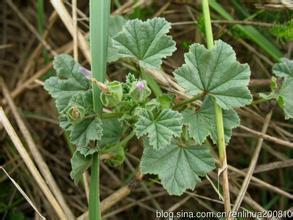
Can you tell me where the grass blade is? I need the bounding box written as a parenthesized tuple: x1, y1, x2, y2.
(209, 0, 283, 61)
(89, 0, 110, 220)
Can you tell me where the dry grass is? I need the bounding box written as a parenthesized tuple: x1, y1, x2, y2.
(0, 0, 292, 219)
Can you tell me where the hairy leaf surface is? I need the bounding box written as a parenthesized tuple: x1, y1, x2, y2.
(273, 58, 293, 119)
(68, 91, 94, 114)
(278, 78, 293, 119)
(174, 40, 252, 109)
(44, 54, 90, 112)
(140, 142, 215, 195)
(71, 117, 103, 151)
(70, 151, 92, 184)
(182, 97, 240, 144)
(135, 109, 183, 149)
(108, 15, 127, 62)
(100, 118, 123, 146)
(112, 18, 176, 69)
(273, 58, 293, 78)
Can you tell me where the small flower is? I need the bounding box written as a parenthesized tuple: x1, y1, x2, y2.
(79, 66, 92, 79)
(136, 81, 145, 90)
(130, 80, 151, 103)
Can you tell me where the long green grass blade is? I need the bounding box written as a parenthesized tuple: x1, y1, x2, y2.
(209, 0, 282, 61)
(36, 0, 48, 63)
(90, 0, 110, 113)
(89, 1, 110, 220)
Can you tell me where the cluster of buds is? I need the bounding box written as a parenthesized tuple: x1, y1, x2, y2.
(79, 66, 152, 107)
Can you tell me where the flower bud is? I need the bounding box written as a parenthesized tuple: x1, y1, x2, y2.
(100, 81, 123, 107)
(66, 105, 86, 122)
(129, 80, 151, 103)
(79, 66, 92, 79)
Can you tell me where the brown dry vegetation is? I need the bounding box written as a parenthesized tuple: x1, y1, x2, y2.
(0, 0, 292, 219)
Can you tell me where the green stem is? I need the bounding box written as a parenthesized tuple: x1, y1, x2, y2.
(89, 153, 100, 219)
(120, 130, 136, 147)
(36, 0, 48, 63)
(202, 0, 232, 217)
(89, 0, 110, 219)
(202, 0, 214, 49)
(101, 112, 123, 119)
(173, 93, 204, 110)
(251, 98, 267, 105)
(140, 67, 162, 98)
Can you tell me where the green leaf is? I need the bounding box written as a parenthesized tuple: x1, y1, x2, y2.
(99, 119, 124, 166)
(108, 15, 127, 62)
(112, 17, 176, 69)
(70, 150, 92, 184)
(44, 54, 90, 112)
(278, 78, 293, 119)
(140, 142, 215, 195)
(100, 143, 125, 167)
(68, 91, 94, 114)
(66, 91, 94, 122)
(59, 114, 72, 131)
(273, 58, 293, 119)
(100, 118, 123, 146)
(273, 58, 293, 78)
(157, 94, 175, 109)
(109, 15, 127, 37)
(174, 40, 252, 110)
(135, 109, 183, 149)
(182, 97, 240, 144)
(71, 117, 103, 150)
(59, 90, 94, 133)
(77, 147, 99, 157)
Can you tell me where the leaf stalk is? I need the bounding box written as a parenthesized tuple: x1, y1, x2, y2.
(140, 66, 163, 98)
(173, 93, 205, 110)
